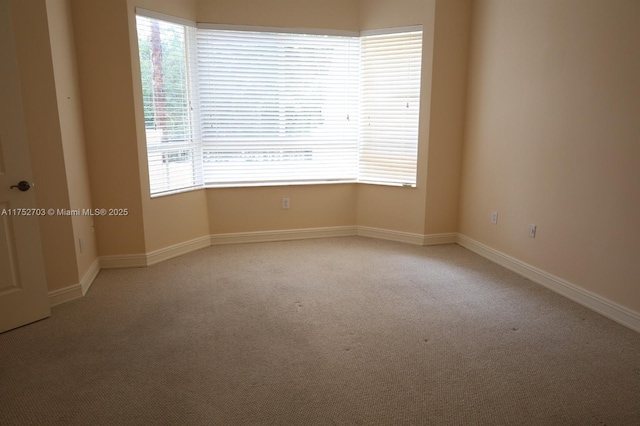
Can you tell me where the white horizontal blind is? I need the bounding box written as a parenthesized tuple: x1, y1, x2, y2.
(359, 29, 422, 187)
(135, 17, 423, 193)
(197, 29, 360, 186)
(136, 15, 203, 196)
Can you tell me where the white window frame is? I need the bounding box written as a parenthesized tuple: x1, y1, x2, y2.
(359, 27, 423, 187)
(136, 10, 203, 197)
(135, 9, 422, 196)
(196, 25, 361, 187)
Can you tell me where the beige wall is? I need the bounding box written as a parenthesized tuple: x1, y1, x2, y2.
(357, 0, 470, 237)
(67, 0, 463, 252)
(459, 0, 640, 312)
(134, 0, 197, 21)
(126, 0, 210, 253)
(208, 185, 357, 234)
(122, 0, 443, 239)
(423, 0, 471, 234)
(356, 0, 434, 235)
(197, 0, 359, 31)
(195, 0, 439, 236)
(11, 0, 79, 292)
(196, 0, 361, 235)
(71, 0, 146, 256)
(46, 0, 98, 282)
(140, 191, 209, 251)
(358, 0, 427, 30)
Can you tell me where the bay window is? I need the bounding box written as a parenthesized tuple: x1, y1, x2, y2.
(135, 9, 422, 196)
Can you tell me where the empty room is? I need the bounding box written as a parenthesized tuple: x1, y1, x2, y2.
(1, 0, 638, 424)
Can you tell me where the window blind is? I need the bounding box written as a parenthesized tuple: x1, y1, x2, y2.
(136, 14, 203, 196)
(136, 13, 422, 194)
(359, 29, 422, 187)
(196, 29, 360, 186)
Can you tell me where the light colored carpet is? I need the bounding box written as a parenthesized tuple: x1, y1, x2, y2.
(1, 237, 639, 425)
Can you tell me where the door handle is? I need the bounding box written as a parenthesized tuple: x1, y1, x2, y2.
(10, 181, 31, 192)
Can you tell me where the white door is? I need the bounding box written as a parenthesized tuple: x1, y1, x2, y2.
(0, 0, 50, 333)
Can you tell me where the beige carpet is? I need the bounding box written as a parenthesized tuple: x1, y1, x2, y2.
(1, 237, 639, 425)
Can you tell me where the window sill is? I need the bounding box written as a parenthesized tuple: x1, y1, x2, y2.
(150, 180, 416, 198)
(149, 185, 204, 199)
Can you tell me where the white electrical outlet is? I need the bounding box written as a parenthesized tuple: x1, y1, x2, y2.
(529, 224, 537, 238)
(491, 211, 498, 225)
(282, 197, 290, 209)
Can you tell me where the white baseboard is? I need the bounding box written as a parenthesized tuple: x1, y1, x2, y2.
(210, 226, 358, 245)
(456, 234, 640, 333)
(146, 236, 211, 266)
(49, 258, 101, 307)
(99, 228, 358, 271)
(357, 226, 424, 245)
(97, 227, 455, 271)
(357, 227, 457, 247)
(48, 284, 82, 307)
(96, 227, 454, 273)
(100, 253, 147, 269)
(100, 236, 211, 268)
(80, 258, 101, 295)
(423, 233, 458, 246)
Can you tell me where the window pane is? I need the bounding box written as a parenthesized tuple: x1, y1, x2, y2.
(136, 16, 202, 196)
(135, 15, 422, 190)
(197, 30, 360, 186)
(359, 30, 422, 187)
